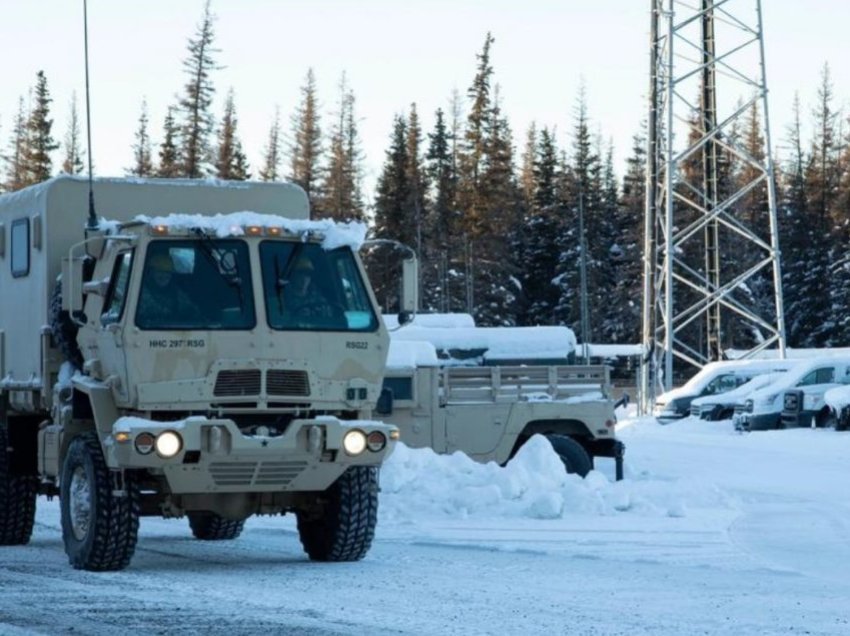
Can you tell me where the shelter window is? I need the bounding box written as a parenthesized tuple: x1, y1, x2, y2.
(11, 218, 29, 278)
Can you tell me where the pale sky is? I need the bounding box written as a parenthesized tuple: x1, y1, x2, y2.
(1, 1, 848, 197)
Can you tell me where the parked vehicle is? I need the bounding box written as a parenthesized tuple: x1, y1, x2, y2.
(654, 359, 796, 421)
(732, 356, 850, 431)
(378, 337, 625, 479)
(690, 370, 791, 420)
(824, 385, 850, 431)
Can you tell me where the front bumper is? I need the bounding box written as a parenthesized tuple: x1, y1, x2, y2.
(103, 416, 398, 494)
(733, 412, 780, 432)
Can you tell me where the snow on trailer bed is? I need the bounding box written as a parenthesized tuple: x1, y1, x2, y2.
(4, 417, 850, 635)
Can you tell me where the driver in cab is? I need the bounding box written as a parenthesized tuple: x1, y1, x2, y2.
(283, 256, 337, 326)
(137, 252, 200, 327)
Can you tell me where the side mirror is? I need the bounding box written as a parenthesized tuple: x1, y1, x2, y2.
(397, 310, 414, 327)
(401, 255, 419, 313)
(376, 387, 394, 416)
(614, 393, 630, 409)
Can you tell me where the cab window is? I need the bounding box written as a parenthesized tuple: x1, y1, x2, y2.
(101, 251, 134, 325)
(703, 374, 737, 395)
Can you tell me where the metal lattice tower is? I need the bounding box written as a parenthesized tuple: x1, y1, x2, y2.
(640, 0, 787, 411)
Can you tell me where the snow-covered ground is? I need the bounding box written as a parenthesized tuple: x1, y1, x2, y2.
(2, 416, 849, 635)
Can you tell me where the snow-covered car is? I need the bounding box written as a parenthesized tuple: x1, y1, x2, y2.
(654, 359, 797, 422)
(689, 371, 791, 420)
(824, 385, 850, 431)
(733, 356, 850, 431)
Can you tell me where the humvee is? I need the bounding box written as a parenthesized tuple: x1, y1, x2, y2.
(0, 176, 398, 570)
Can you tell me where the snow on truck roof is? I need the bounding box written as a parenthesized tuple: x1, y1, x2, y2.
(129, 212, 368, 250)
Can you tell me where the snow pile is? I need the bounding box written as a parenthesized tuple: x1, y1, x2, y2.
(824, 384, 850, 411)
(134, 211, 368, 249)
(379, 435, 732, 523)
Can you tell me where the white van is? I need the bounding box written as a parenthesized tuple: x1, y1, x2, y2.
(690, 370, 792, 420)
(733, 356, 850, 431)
(654, 359, 797, 421)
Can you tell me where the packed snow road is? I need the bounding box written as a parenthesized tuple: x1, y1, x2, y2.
(1, 418, 849, 635)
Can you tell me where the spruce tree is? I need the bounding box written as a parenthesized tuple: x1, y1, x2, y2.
(422, 107, 460, 312)
(129, 99, 154, 177)
(2, 97, 29, 191)
(23, 70, 59, 186)
(61, 93, 85, 175)
(318, 75, 364, 221)
(178, 0, 219, 178)
(214, 89, 250, 180)
(289, 68, 322, 204)
(370, 115, 412, 312)
(259, 108, 282, 182)
(405, 103, 428, 256)
(157, 106, 181, 178)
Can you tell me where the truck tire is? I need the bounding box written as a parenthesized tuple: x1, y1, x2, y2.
(60, 432, 140, 571)
(50, 280, 84, 370)
(546, 434, 592, 478)
(0, 426, 37, 546)
(296, 466, 378, 562)
(187, 512, 245, 540)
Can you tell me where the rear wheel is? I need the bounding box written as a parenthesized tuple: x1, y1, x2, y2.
(0, 425, 37, 546)
(188, 512, 245, 540)
(545, 434, 592, 477)
(60, 433, 140, 571)
(296, 466, 378, 562)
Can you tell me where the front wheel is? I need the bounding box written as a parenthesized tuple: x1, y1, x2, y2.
(546, 434, 592, 477)
(0, 426, 37, 546)
(296, 466, 378, 562)
(60, 433, 140, 571)
(188, 512, 245, 540)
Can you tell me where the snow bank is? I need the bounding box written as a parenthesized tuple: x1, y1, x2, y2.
(133, 211, 368, 249)
(379, 436, 731, 523)
(825, 384, 850, 411)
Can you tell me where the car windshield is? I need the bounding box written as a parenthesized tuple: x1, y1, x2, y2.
(260, 241, 378, 332)
(136, 239, 255, 330)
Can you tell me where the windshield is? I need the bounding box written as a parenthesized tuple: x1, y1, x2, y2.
(260, 241, 378, 332)
(136, 239, 255, 330)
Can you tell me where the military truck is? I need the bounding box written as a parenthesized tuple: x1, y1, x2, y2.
(378, 338, 625, 479)
(0, 176, 398, 571)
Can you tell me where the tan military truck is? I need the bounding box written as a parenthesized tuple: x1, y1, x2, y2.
(377, 337, 625, 479)
(0, 176, 398, 570)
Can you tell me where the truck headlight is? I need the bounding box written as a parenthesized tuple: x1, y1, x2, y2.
(343, 430, 367, 456)
(155, 431, 183, 458)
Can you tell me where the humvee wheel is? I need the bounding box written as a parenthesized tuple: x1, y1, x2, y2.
(60, 433, 140, 571)
(296, 466, 378, 562)
(546, 434, 592, 478)
(188, 512, 245, 540)
(0, 426, 37, 546)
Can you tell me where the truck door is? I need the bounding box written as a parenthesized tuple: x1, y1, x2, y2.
(94, 250, 134, 401)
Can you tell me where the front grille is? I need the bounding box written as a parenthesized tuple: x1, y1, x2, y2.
(209, 460, 308, 487)
(734, 403, 747, 415)
(267, 370, 311, 397)
(690, 404, 700, 417)
(214, 370, 261, 397)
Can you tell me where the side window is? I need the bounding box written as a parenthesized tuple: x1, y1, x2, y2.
(382, 376, 414, 401)
(11, 218, 29, 278)
(101, 251, 134, 325)
(797, 371, 814, 386)
(815, 367, 835, 384)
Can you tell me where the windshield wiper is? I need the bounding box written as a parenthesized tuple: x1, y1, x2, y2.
(191, 228, 245, 306)
(274, 243, 303, 313)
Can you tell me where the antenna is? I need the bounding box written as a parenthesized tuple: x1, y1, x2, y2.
(83, 0, 97, 230)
